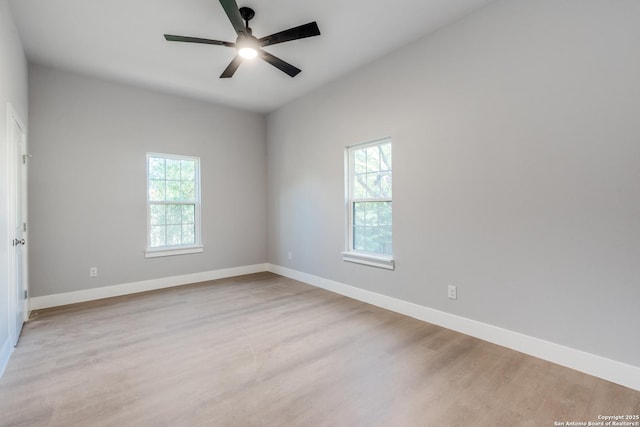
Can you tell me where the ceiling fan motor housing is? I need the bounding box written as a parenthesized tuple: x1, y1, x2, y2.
(239, 7, 255, 22)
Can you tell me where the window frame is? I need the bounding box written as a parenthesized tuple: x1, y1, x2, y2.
(342, 138, 395, 270)
(145, 152, 203, 258)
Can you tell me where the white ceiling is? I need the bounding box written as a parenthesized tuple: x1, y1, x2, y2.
(9, 0, 495, 113)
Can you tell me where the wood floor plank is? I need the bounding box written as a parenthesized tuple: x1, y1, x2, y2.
(0, 272, 638, 426)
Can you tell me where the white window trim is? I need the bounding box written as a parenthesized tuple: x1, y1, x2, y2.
(341, 251, 395, 270)
(343, 138, 395, 270)
(145, 152, 202, 258)
(145, 245, 204, 258)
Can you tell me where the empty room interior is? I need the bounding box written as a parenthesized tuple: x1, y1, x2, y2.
(1, 0, 639, 425)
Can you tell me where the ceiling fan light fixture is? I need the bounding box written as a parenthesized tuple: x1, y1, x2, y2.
(237, 37, 259, 59)
(238, 46, 258, 59)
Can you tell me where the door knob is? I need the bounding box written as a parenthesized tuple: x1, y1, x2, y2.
(13, 238, 25, 246)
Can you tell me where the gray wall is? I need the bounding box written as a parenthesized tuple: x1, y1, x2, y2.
(28, 65, 267, 297)
(267, 0, 640, 367)
(0, 0, 29, 364)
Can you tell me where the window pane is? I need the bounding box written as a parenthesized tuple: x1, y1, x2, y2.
(366, 146, 381, 172)
(359, 229, 379, 253)
(353, 226, 367, 252)
(149, 157, 165, 179)
(166, 204, 182, 225)
(182, 204, 195, 224)
(167, 225, 182, 246)
(166, 159, 181, 180)
(380, 143, 392, 171)
(354, 149, 367, 174)
(356, 172, 387, 199)
(366, 172, 381, 198)
(166, 181, 181, 201)
(182, 224, 195, 245)
(150, 205, 166, 226)
(353, 202, 365, 226)
(150, 226, 166, 248)
(148, 180, 165, 201)
(181, 160, 195, 181)
(364, 202, 378, 226)
(181, 181, 195, 201)
(353, 226, 382, 253)
(380, 226, 392, 255)
(380, 172, 392, 198)
(353, 173, 367, 199)
(378, 202, 392, 226)
(355, 201, 392, 228)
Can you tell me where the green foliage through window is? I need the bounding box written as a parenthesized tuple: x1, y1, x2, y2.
(348, 140, 392, 255)
(147, 154, 200, 249)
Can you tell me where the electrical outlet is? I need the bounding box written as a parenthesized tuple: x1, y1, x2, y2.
(448, 285, 457, 300)
(89, 267, 98, 278)
(288, 251, 293, 260)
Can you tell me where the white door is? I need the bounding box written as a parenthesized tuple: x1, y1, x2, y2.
(7, 104, 28, 346)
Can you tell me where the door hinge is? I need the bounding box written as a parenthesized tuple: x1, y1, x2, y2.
(22, 154, 32, 164)
(24, 290, 28, 299)
(23, 222, 27, 232)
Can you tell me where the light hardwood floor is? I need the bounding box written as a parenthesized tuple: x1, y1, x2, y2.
(0, 272, 638, 426)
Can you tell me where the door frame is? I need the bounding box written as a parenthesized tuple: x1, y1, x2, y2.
(6, 102, 28, 346)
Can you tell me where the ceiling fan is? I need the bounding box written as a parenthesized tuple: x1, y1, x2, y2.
(164, 0, 321, 78)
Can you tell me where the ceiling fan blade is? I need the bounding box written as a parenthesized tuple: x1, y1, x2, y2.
(164, 34, 234, 47)
(259, 22, 321, 47)
(220, 55, 243, 78)
(259, 50, 301, 77)
(219, 0, 247, 36)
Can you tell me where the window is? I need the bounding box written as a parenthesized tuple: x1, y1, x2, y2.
(146, 153, 202, 257)
(343, 138, 394, 270)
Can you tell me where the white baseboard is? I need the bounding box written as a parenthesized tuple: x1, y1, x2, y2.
(30, 263, 269, 311)
(0, 338, 11, 379)
(268, 264, 640, 392)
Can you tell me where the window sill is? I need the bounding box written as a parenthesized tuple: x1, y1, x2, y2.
(145, 246, 204, 258)
(341, 251, 395, 270)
